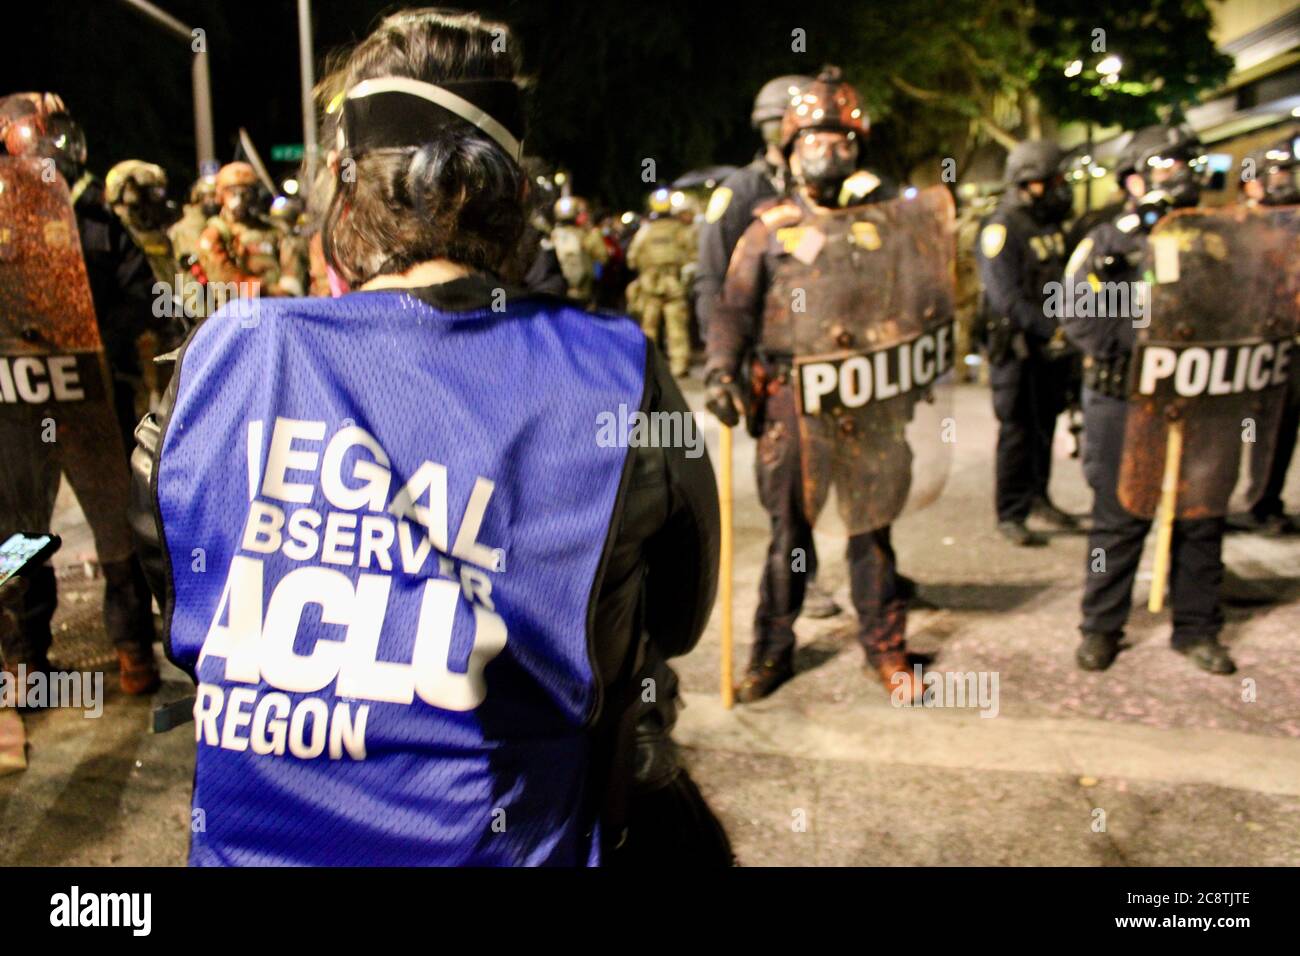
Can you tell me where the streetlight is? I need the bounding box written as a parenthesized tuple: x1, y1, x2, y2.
(119, 0, 215, 177)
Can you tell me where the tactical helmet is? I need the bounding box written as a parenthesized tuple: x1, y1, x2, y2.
(1004, 140, 1065, 185)
(751, 75, 813, 128)
(190, 175, 218, 204)
(0, 92, 86, 180)
(270, 193, 306, 227)
(779, 66, 869, 151)
(216, 161, 258, 193)
(648, 187, 673, 215)
(553, 195, 580, 223)
(1248, 135, 1300, 205)
(105, 160, 167, 206)
(1115, 124, 1200, 180)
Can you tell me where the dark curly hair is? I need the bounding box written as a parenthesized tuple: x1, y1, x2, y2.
(313, 9, 526, 286)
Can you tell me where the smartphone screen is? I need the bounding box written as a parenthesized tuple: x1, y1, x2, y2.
(0, 533, 56, 588)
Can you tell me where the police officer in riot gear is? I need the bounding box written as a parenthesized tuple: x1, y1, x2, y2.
(977, 140, 1078, 547)
(0, 92, 161, 695)
(1236, 136, 1300, 534)
(695, 73, 844, 619)
(706, 67, 925, 704)
(1062, 124, 1235, 675)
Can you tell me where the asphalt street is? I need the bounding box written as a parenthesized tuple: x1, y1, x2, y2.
(1, 377, 1297, 866)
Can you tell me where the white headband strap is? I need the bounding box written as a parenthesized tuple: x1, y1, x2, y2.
(345, 77, 523, 162)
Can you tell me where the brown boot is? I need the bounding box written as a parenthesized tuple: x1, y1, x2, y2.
(735, 658, 794, 704)
(873, 654, 922, 702)
(117, 645, 160, 696)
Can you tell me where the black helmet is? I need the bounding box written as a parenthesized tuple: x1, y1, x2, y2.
(1004, 140, 1064, 185)
(1004, 140, 1072, 223)
(1246, 135, 1299, 205)
(751, 75, 812, 128)
(1116, 125, 1205, 229)
(1115, 124, 1200, 180)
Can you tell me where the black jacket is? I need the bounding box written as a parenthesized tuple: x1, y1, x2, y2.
(975, 196, 1068, 348)
(694, 154, 783, 334)
(1061, 207, 1147, 362)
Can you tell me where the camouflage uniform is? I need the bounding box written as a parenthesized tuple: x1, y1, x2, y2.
(627, 214, 692, 376)
(552, 221, 608, 304)
(197, 162, 283, 297)
(169, 175, 219, 279)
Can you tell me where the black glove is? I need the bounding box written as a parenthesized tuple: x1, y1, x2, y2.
(705, 371, 744, 428)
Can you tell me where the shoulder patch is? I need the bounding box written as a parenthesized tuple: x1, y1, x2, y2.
(705, 186, 733, 224)
(1065, 236, 1093, 280)
(980, 222, 1007, 259)
(838, 170, 881, 206)
(759, 200, 802, 231)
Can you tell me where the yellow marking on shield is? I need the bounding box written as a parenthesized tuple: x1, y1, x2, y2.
(777, 226, 806, 253)
(850, 221, 881, 250)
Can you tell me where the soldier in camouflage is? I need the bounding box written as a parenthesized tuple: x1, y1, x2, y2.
(169, 174, 219, 279)
(197, 162, 286, 297)
(551, 195, 608, 305)
(627, 187, 694, 377)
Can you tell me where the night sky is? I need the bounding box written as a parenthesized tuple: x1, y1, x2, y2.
(12, 0, 874, 210)
(10, 0, 873, 209)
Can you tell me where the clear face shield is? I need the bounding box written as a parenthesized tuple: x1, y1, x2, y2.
(793, 130, 859, 203)
(1137, 149, 1206, 228)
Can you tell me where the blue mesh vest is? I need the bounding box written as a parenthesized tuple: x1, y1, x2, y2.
(156, 289, 647, 865)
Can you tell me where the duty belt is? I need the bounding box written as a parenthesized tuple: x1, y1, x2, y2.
(1083, 351, 1129, 399)
(753, 349, 794, 381)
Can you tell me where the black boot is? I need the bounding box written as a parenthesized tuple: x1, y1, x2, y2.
(1076, 631, 1120, 671)
(1031, 496, 1079, 530)
(1174, 638, 1236, 675)
(998, 520, 1047, 547)
(801, 580, 842, 619)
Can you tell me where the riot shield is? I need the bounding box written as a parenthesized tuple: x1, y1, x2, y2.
(788, 186, 956, 534)
(0, 156, 134, 565)
(1118, 204, 1299, 519)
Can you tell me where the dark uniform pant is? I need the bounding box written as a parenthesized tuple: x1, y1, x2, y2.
(0, 411, 156, 667)
(752, 385, 906, 668)
(991, 352, 1065, 523)
(1080, 388, 1224, 645)
(1251, 367, 1300, 521)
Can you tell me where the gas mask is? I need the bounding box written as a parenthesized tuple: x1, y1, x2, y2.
(34, 113, 86, 184)
(1136, 158, 1200, 230)
(1263, 168, 1300, 207)
(794, 131, 858, 205)
(220, 185, 258, 224)
(120, 183, 171, 232)
(1028, 178, 1073, 225)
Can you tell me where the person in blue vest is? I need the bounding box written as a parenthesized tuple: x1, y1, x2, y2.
(128, 9, 720, 867)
